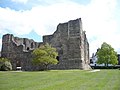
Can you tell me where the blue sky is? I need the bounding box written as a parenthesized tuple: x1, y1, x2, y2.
(0, 0, 120, 56)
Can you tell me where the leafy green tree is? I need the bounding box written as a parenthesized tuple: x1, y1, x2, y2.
(96, 42, 118, 66)
(32, 43, 58, 70)
(0, 58, 12, 71)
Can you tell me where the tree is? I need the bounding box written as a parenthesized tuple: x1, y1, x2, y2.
(0, 58, 12, 71)
(96, 42, 118, 67)
(32, 43, 58, 70)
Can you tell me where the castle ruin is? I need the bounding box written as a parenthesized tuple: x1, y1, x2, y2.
(1, 18, 91, 70)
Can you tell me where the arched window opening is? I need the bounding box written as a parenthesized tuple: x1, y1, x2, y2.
(16, 60, 21, 67)
(56, 56, 59, 61)
(31, 42, 34, 48)
(16, 60, 21, 71)
(56, 56, 59, 64)
(27, 47, 29, 50)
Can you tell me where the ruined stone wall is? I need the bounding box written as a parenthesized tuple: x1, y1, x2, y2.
(43, 18, 90, 69)
(1, 18, 91, 70)
(1, 34, 43, 70)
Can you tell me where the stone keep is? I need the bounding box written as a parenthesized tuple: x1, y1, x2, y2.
(1, 18, 91, 70)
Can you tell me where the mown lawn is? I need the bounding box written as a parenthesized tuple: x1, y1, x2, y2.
(0, 69, 120, 90)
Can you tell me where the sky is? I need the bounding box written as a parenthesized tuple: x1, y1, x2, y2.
(0, 0, 120, 56)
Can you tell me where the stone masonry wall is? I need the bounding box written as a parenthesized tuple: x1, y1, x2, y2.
(43, 18, 91, 69)
(1, 18, 91, 70)
(1, 34, 43, 70)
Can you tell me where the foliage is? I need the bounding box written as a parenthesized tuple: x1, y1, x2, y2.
(96, 42, 118, 66)
(0, 58, 12, 71)
(91, 66, 120, 69)
(32, 43, 58, 70)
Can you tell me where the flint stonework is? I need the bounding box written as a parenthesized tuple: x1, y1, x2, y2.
(1, 18, 91, 70)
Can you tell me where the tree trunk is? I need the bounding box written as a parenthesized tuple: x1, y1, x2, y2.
(107, 63, 108, 67)
(105, 63, 107, 67)
(45, 64, 48, 70)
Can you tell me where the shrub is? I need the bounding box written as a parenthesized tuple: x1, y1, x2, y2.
(91, 66, 120, 69)
(0, 58, 12, 71)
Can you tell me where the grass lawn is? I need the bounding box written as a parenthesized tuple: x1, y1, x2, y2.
(0, 69, 120, 90)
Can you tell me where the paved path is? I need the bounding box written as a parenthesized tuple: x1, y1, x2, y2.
(89, 69, 100, 72)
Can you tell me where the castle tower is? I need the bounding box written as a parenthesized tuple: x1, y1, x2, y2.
(1, 34, 24, 70)
(43, 18, 91, 69)
(1, 34, 14, 57)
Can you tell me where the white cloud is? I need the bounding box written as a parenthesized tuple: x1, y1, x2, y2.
(81, 0, 118, 54)
(0, 1, 83, 35)
(11, 0, 28, 4)
(0, 7, 32, 35)
(0, 0, 119, 55)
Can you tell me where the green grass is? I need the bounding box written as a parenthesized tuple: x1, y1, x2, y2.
(0, 69, 120, 90)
